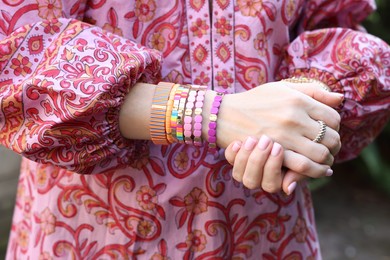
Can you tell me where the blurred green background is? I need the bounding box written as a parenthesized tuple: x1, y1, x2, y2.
(360, 0, 390, 195)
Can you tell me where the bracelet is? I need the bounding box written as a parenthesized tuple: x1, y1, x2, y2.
(193, 89, 205, 146)
(176, 86, 190, 143)
(184, 89, 197, 145)
(165, 84, 180, 144)
(150, 82, 175, 145)
(170, 86, 184, 143)
(282, 76, 331, 92)
(208, 91, 225, 153)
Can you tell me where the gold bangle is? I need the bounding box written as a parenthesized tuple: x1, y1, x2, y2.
(150, 82, 175, 145)
(282, 76, 331, 92)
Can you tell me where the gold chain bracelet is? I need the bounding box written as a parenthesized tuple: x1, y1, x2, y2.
(282, 76, 331, 92)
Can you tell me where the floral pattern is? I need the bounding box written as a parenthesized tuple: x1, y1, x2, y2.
(1, 0, 389, 259)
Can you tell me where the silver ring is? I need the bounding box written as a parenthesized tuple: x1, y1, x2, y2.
(312, 120, 327, 143)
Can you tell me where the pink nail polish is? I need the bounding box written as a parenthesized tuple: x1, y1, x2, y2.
(244, 137, 257, 151)
(232, 142, 242, 152)
(287, 182, 297, 195)
(271, 142, 282, 156)
(326, 169, 333, 177)
(257, 135, 271, 150)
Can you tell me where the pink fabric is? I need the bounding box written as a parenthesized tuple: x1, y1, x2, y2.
(1, 0, 389, 259)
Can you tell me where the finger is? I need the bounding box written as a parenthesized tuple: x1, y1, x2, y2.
(306, 98, 341, 131)
(261, 142, 284, 193)
(232, 137, 258, 183)
(225, 141, 242, 165)
(283, 150, 333, 178)
(285, 84, 341, 132)
(303, 120, 341, 156)
(283, 134, 334, 166)
(282, 170, 307, 195)
(242, 135, 273, 189)
(288, 82, 344, 108)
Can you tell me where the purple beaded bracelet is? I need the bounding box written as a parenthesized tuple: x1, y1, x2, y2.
(208, 91, 225, 153)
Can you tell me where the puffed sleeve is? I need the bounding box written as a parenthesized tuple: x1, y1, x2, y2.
(278, 0, 390, 161)
(296, 0, 376, 32)
(0, 18, 162, 174)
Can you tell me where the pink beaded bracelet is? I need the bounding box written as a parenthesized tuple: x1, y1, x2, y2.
(208, 91, 225, 153)
(184, 89, 197, 145)
(193, 89, 206, 146)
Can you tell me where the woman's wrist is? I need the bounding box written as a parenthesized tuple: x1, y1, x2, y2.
(119, 82, 156, 140)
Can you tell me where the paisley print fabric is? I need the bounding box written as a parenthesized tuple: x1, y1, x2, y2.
(1, 0, 389, 259)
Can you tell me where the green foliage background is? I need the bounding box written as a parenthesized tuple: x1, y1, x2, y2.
(359, 0, 390, 195)
(314, 0, 390, 195)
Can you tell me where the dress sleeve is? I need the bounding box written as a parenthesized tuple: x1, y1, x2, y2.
(278, 0, 390, 162)
(0, 18, 162, 174)
(296, 0, 376, 32)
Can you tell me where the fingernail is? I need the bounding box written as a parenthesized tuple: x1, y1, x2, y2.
(287, 182, 297, 195)
(244, 137, 257, 151)
(271, 142, 282, 156)
(326, 169, 333, 177)
(257, 135, 271, 150)
(334, 93, 344, 100)
(232, 141, 242, 153)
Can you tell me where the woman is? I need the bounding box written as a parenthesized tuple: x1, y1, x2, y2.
(1, 0, 389, 259)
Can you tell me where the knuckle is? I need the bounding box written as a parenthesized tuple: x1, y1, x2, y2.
(262, 183, 281, 193)
(317, 146, 331, 165)
(243, 176, 259, 190)
(232, 169, 243, 183)
(295, 159, 311, 173)
(328, 134, 341, 155)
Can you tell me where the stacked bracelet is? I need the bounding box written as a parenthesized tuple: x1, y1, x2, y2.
(184, 89, 197, 145)
(207, 91, 225, 154)
(150, 82, 224, 152)
(193, 89, 205, 146)
(150, 82, 175, 145)
(165, 84, 180, 143)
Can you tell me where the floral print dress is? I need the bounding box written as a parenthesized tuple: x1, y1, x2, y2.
(1, 0, 390, 259)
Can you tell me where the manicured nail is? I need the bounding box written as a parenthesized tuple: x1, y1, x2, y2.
(244, 136, 257, 151)
(257, 135, 271, 150)
(326, 169, 333, 177)
(271, 142, 282, 156)
(287, 182, 297, 195)
(232, 141, 242, 153)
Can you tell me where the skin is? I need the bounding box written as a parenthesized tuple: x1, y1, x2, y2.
(119, 80, 344, 192)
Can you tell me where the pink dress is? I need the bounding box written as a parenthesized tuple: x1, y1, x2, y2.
(1, 0, 389, 259)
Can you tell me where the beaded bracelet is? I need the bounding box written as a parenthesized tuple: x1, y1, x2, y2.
(282, 76, 331, 92)
(170, 86, 184, 143)
(193, 89, 205, 146)
(150, 82, 175, 145)
(184, 89, 197, 145)
(165, 83, 180, 144)
(176, 86, 190, 143)
(208, 91, 225, 153)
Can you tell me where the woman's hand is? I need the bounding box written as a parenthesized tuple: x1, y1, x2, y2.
(208, 80, 343, 177)
(224, 135, 286, 193)
(215, 81, 342, 161)
(224, 136, 333, 195)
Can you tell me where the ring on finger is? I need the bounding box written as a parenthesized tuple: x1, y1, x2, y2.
(312, 120, 327, 143)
